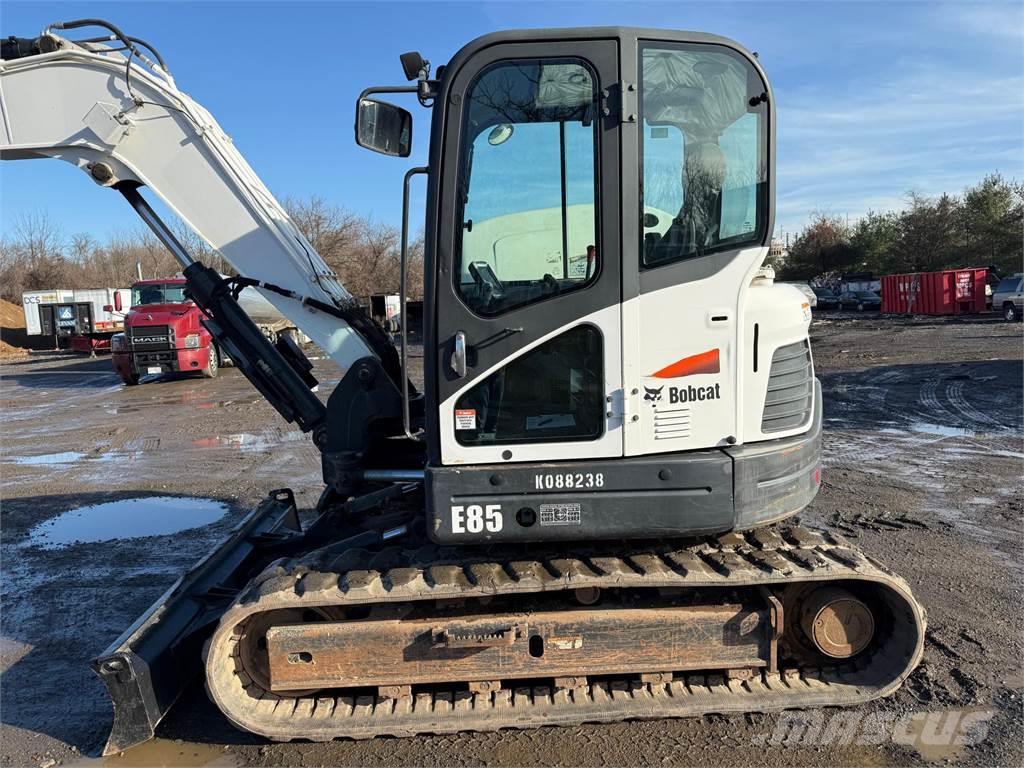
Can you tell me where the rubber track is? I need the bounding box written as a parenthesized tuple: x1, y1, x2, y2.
(204, 525, 925, 742)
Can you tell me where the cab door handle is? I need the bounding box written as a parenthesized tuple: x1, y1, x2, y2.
(450, 331, 468, 378)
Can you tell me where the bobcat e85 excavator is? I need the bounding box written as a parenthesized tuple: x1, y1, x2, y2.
(1, 20, 924, 755)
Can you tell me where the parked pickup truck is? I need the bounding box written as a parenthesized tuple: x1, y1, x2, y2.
(992, 273, 1023, 322)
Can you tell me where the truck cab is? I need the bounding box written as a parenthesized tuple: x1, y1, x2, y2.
(993, 273, 1024, 322)
(111, 278, 219, 385)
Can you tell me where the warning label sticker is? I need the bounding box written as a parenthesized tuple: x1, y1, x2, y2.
(454, 409, 476, 430)
(539, 503, 582, 526)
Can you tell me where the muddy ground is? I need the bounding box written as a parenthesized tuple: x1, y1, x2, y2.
(1, 315, 1021, 768)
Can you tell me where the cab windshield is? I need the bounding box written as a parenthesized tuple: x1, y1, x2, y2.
(640, 43, 768, 267)
(131, 283, 188, 307)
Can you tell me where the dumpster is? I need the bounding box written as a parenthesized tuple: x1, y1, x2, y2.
(881, 268, 988, 315)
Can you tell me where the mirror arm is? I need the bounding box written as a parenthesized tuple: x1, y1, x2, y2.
(357, 83, 437, 108)
(358, 85, 419, 102)
(417, 79, 439, 105)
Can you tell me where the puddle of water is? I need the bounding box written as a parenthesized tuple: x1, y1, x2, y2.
(896, 708, 992, 763)
(944, 447, 1024, 460)
(909, 422, 980, 438)
(192, 430, 306, 453)
(24, 497, 228, 550)
(66, 738, 239, 767)
(9, 451, 86, 466)
(7, 451, 120, 468)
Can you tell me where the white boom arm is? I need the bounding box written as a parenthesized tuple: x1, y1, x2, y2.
(0, 32, 374, 370)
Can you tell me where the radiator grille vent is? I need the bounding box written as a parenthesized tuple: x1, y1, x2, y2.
(129, 324, 173, 351)
(761, 340, 814, 433)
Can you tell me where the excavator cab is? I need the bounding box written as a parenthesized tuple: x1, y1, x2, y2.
(352, 30, 817, 543)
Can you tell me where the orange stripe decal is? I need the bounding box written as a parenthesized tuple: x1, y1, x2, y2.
(651, 348, 720, 379)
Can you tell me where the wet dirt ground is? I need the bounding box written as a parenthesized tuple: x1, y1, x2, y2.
(1, 316, 1021, 768)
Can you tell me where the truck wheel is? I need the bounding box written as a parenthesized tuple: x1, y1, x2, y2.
(202, 344, 219, 378)
(856, 302, 864, 312)
(1004, 302, 1019, 322)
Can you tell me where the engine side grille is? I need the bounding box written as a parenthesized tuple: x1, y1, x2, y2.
(761, 340, 814, 433)
(129, 324, 173, 351)
(653, 405, 691, 441)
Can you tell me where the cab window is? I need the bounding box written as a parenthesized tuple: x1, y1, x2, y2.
(640, 44, 767, 267)
(454, 325, 604, 445)
(455, 59, 600, 316)
(131, 284, 187, 306)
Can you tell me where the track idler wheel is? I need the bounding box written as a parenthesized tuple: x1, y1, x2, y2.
(237, 608, 337, 697)
(798, 587, 875, 659)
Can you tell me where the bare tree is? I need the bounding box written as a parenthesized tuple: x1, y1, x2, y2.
(0, 236, 21, 302)
(0, 211, 69, 301)
(284, 195, 361, 273)
(284, 196, 414, 299)
(14, 211, 63, 263)
(0, 198, 428, 308)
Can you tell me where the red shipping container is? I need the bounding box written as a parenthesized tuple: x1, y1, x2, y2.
(881, 268, 988, 315)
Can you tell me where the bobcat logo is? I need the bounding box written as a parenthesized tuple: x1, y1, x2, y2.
(644, 385, 664, 405)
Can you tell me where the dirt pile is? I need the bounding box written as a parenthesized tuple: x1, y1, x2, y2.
(0, 298, 30, 358)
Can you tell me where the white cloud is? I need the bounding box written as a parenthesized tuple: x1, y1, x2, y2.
(939, 2, 1024, 44)
(772, 60, 1024, 236)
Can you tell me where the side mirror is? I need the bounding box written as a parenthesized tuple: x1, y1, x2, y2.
(113, 292, 123, 312)
(103, 304, 114, 313)
(355, 98, 412, 157)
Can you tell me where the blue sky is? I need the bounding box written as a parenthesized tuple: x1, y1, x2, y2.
(1, 1, 1021, 247)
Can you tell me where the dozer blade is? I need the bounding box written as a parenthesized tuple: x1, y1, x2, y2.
(91, 489, 303, 756)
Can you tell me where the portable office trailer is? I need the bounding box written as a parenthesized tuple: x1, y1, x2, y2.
(22, 288, 130, 350)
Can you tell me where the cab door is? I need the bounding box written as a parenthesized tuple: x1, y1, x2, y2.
(433, 40, 621, 466)
(622, 40, 771, 456)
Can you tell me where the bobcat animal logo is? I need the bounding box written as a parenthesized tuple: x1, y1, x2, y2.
(644, 385, 664, 405)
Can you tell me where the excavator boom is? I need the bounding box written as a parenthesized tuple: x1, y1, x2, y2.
(1, 27, 371, 371)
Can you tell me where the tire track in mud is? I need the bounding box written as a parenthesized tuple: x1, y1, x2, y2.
(945, 380, 1012, 431)
(917, 378, 946, 418)
(820, 362, 1022, 554)
(828, 365, 1019, 441)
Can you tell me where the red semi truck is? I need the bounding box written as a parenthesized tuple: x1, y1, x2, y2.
(110, 278, 220, 385)
(111, 277, 300, 385)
